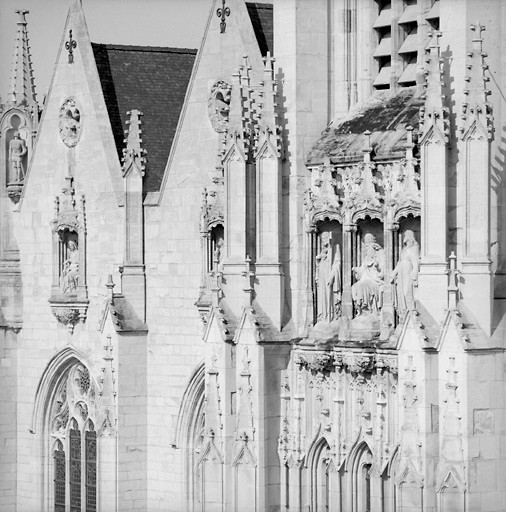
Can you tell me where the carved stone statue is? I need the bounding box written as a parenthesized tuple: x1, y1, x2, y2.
(315, 232, 341, 322)
(8, 131, 27, 183)
(213, 237, 224, 272)
(352, 233, 385, 315)
(61, 240, 79, 294)
(391, 230, 420, 316)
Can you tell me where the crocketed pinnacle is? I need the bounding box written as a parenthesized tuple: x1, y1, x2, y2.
(122, 109, 146, 176)
(460, 23, 494, 140)
(9, 10, 37, 106)
(419, 31, 448, 143)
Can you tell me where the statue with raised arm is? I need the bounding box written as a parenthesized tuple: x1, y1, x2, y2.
(352, 233, 385, 315)
(8, 131, 27, 183)
(60, 240, 79, 294)
(391, 230, 420, 316)
(315, 232, 342, 322)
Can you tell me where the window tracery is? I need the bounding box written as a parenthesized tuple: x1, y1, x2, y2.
(50, 364, 97, 512)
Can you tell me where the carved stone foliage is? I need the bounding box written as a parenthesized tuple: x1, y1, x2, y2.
(279, 348, 398, 472)
(59, 98, 82, 147)
(49, 175, 88, 331)
(208, 81, 232, 133)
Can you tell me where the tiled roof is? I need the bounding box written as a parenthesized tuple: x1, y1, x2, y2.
(246, 2, 273, 56)
(306, 88, 423, 166)
(92, 43, 197, 193)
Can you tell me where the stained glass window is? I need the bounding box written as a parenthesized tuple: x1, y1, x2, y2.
(54, 444, 66, 512)
(85, 429, 97, 512)
(69, 427, 81, 512)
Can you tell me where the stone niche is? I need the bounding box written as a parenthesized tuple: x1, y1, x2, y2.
(1, 111, 31, 203)
(49, 176, 88, 332)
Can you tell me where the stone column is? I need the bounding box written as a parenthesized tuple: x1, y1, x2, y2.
(342, 223, 356, 319)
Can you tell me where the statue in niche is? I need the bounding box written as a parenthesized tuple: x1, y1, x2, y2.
(315, 232, 341, 322)
(8, 131, 27, 183)
(60, 240, 79, 294)
(213, 236, 224, 273)
(391, 230, 420, 316)
(352, 233, 385, 315)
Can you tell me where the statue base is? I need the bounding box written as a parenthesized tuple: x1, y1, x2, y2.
(7, 182, 23, 203)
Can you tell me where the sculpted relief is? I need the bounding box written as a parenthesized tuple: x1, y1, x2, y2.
(59, 98, 82, 147)
(352, 233, 385, 316)
(208, 81, 231, 133)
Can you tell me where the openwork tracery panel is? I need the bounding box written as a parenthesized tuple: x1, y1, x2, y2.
(50, 364, 97, 512)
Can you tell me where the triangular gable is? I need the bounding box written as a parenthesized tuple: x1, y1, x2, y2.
(156, 0, 267, 206)
(21, 0, 124, 207)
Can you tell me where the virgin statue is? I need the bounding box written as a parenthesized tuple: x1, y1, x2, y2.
(61, 240, 79, 294)
(352, 233, 384, 315)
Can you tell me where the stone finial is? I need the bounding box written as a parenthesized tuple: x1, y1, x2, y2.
(447, 252, 460, 310)
(122, 109, 146, 176)
(255, 51, 283, 158)
(419, 31, 449, 143)
(460, 23, 494, 140)
(242, 255, 255, 305)
(9, 10, 37, 106)
(105, 274, 115, 305)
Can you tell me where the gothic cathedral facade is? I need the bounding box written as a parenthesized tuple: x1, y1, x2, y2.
(1, 0, 505, 511)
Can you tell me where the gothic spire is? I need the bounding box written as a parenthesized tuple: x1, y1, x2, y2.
(122, 109, 146, 176)
(419, 31, 448, 143)
(460, 23, 494, 140)
(9, 10, 37, 106)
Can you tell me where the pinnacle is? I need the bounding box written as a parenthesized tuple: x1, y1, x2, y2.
(460, 23, 493, 139)
(122, 109, 146, 175)
(9, 9, 37, 106)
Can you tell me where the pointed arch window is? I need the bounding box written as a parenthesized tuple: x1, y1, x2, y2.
(50, 364, 97, 512)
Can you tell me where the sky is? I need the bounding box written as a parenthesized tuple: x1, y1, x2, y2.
(0, 0, 210, 103)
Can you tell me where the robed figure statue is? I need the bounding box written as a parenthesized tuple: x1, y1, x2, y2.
(391, 230, 420, 316)
(315, 232, 341, 322)
(60, 240, 79, 294)
(352, 233, 385, 315)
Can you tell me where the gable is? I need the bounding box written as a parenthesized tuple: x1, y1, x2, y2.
(92, 43, 197, 193)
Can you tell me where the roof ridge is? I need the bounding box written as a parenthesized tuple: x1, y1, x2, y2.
(246, 2, 273, 8)
(91, 42, 197, 54)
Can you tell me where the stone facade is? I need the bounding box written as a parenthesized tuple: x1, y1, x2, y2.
(1, 0, 506, 511)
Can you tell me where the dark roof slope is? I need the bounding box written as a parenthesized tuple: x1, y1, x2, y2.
(246, 3, 273, 56)
(92, 44, 197, 193)
(306, 88, 423, 166)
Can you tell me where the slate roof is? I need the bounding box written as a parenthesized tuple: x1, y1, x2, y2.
(92, 43, 197, 193)
(306, 87, 424, 166)
(246, 2, 273, 56)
